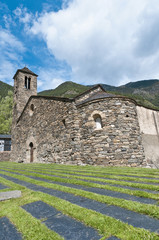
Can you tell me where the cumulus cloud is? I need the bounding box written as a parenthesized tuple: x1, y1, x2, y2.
(13, 6, 33, 23)
(29, 0, 159, 86)
(37, 67, 69, 90)
(13, 6, 34, 33)
(0, 28, 25, 83)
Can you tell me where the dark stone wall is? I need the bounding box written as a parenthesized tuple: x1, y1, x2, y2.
(13, 72, 37, 121)
(77, 98, 145, 166)
(11, 95, 146, 166)
(11, 97, 80, 164)
(0, 152, 11, 161)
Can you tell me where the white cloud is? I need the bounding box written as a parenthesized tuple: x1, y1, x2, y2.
(49, 78, 64, 89)
(0, 28, 25, 83)
(0, 29, 25, 52)
(3, 14, 13, 29)
(37, 67, 68, 91)
(29, 0, 159, 86)
(13, 6, 34, 32)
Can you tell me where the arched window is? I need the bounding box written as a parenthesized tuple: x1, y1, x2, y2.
(93, 114, 102, 129)
(62, 119, 66, 128)
(30, 104, 34, 111)
(29, 142, 34, 162)
(29, 104, 34, 116)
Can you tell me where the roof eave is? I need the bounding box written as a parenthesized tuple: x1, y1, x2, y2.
(13, 69, 38, 79)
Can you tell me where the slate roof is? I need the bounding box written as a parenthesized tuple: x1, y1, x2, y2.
(76, 91, 117, 105)
(0, 135, 11, 139)
(75, 84, 105, 100)
(13, 67, 38, 79)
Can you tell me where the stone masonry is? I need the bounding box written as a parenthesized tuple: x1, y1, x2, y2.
(0, 152, 11, 162)
(77, 98, 145, 166)
(11, 67, 159, 167)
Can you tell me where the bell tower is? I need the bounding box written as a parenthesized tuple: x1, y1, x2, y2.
(12, 67, 38, 122)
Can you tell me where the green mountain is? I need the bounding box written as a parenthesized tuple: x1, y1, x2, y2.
(0, 80, 13, 99)
(101, 79, 159, 110)
(39, 81, 90, 98)
(0, 78, 159, 134)
(39, 80, 159, 110)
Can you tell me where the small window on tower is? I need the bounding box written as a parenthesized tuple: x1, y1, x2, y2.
(25, 76, 27, 88)
(25, 76, 31, 89)
(28, 77, 31, 89)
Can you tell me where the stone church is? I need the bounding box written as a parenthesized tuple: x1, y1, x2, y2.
(11, 67, 159, 168)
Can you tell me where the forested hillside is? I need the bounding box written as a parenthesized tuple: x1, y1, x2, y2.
(0, 80, 13, 98)
(39, 81, 90, 98)
(102, 79, 159, 110)
(1, 79, 159, 134)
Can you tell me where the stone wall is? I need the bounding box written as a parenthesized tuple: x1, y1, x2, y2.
(137, 106, 159, 168)
(75, 86, 102, 104)
(0, 151, 11, 161)
(77, 98, 145, 166)
(11, 97, 80, 164)
(13, 71, 37, 122)
(11, 95, 146, 166)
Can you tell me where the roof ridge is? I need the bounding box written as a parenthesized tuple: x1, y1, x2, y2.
(13, 67, 38, 79)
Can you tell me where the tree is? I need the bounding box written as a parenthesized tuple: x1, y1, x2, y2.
(0, 91, 13, 134)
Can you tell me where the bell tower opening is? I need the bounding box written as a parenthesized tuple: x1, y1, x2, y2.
(25, 76, 31, 89)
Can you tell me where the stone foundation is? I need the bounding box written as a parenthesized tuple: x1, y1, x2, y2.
(0, 151, 11, 162)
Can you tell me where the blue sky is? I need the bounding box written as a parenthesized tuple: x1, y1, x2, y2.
(1, 0, 159, 91)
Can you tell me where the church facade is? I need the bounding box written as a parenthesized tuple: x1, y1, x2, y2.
(11, 67, 159, 168)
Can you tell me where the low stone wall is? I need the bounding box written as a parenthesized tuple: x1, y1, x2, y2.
(0, 151, 11, 162)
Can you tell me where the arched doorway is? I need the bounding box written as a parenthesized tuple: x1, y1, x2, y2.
(29, 142, 34, 162)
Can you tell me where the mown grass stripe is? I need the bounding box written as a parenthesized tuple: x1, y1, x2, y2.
(1, 168, 159, 200)
(8, 162, 159, 177)
(2, 165, 159, 184)
(0, 182, 8, 190)
(3, 161, 159, 174)
(27, 174, 157, 205)
(1, 177, 156, 240)
(0, 171, 159, 220)
(0, 179, 63, 240)
(22, 200, 102, 240)
(5, 168, 155, 205)
(1, 172, 159, 234)
(1, 163, 159, 239)
(3, 165, 158, 193)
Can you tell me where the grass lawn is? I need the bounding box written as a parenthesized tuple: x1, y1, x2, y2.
(0, 162, 158, 240)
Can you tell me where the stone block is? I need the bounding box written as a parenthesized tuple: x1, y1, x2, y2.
(0, 191, 21, 201)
